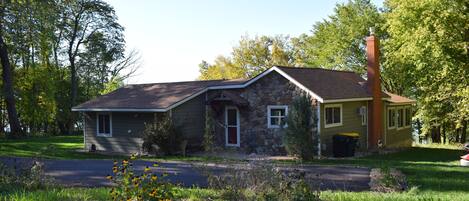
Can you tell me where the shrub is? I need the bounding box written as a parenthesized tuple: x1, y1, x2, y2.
(0, 159, 54, 192)
(203, 108, 216, 152)
(203, 160, 321, 201)
(284, 93, 315, 160)
(107, 155, 174, 201)
(142, 115, 183, 155)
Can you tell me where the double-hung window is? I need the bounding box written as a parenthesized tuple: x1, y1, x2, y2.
(404, 107, 412, 127)
(324, 104, 342, 128)
(267, 105, 288, 128)
(388, 108, 396, 129)
(397, 108, 404, 129)
(97, 113, 112, 137)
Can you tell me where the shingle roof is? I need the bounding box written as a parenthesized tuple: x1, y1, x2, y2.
(72, 79, 247, 110)
(276, 66, 389, 100)
(385, 92, 416, 104)
(73, 66, 408, 111)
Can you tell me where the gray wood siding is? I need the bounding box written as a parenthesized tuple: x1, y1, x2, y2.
(171, 93, 206, 148)
(84, 112, 155, 153)
(320, 101, 368, 154)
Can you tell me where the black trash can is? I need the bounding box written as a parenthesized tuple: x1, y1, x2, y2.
(332, 133, 359, 157)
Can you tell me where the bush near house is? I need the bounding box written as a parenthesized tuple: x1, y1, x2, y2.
(283, 93, 315, 160)
(142, 115, 183, 155)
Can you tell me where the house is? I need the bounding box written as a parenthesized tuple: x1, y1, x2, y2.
(72, 34, 415, 155)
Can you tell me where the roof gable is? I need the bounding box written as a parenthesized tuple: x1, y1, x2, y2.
(73, 66, 401, 112)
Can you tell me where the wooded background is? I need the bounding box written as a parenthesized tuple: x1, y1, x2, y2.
(0, 0, 467, 143)
(198, 0, 468, 143)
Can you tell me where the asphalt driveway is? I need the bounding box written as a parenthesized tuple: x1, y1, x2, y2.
(0, 157, 370, 191)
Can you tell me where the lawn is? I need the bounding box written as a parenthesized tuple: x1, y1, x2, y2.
(0, 135, 116, 159)
(288, 145, 469, 201)
(1, 136, 468, 200)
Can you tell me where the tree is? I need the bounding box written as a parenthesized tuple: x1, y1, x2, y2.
(292, 0, 386, 75)
(384, 0, 469, 142)
(199, 35, 294, 80)
(283, 93, 315, 160)
(0, 3, 22, 137)
(63, 0, 125, 133)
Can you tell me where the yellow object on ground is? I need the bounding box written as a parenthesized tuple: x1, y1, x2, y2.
(338, 132, 360, 138)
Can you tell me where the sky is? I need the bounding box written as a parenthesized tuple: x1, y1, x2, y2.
(106, 0, 384, 84)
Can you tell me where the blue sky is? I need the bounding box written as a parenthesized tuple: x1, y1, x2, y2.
(106, 0, 384, 84)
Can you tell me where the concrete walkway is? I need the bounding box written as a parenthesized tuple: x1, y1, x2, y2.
(0, 157, 370, 191)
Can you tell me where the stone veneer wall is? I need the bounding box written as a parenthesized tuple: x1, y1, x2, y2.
(209, 71, 318, 155)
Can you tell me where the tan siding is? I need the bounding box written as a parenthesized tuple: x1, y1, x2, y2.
(320, 101, 368, 154)
(84, 112, 155, 153)
(171, 93, 206, 148)
(384, 103, 413, 148)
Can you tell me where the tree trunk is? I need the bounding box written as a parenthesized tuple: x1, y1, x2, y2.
(441, 124, 446, 144)
(0, 29, 22, 137)
(461, 120, 467, 143)
(431, 126, 441, 143)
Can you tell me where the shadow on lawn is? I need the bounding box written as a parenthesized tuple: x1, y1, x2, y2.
(317, 147, 469, 193)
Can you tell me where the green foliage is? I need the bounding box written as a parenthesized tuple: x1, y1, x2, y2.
(0, 0, 139, 135)
(205, 161, 320, 201)
(203, 108, 216, 152)
(199, 35, 295, 80)
(99, 76, 124, 95)
(0, 160, 54, 193)
(284, 93, 315, 160)
(292, 0, 386, 74)
(384, 0, 469, 141)
(107, 157, 174, 201)
(142, 115, 183, 155)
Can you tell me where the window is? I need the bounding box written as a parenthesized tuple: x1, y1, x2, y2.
(388, 108, 396, 129)
(324, 104, 342, 128)
(397, 108, 404, 128)
(405, 107, 412, 127)
(97, 113, 112, 137)
(267, 105, 288, 128)
(360, 106, 367, 126)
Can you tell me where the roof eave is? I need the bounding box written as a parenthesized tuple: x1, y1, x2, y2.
(71, 108, 166, 112)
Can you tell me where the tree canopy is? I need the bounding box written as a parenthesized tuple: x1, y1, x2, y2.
(199, 0, 469, 143)
(0, 0, 139, 136)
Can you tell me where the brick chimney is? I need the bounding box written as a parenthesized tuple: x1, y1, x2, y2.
(366, 30, 383, 150)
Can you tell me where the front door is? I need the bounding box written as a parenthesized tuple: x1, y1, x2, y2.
(225, 107, 240, 146)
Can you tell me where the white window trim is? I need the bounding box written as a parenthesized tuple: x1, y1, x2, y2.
(225, 106, 240, 147)
(388, 108, 396, 130)
(267, 105, 288, 129)
(96, 112, 112, 137)
(324, 104, 343, 128)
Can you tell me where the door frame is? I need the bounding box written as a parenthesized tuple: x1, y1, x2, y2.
(225, 106, 240, 147)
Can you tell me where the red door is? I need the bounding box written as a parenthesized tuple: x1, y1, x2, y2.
(225, 107, 239, 146)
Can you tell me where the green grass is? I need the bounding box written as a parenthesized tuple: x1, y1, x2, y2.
(0, 187, 221, 201)
(1, 136, 468, 200)
(282, 146, 469, 201)
(0, 135, 119, 159)
(0, 135, 232, 162)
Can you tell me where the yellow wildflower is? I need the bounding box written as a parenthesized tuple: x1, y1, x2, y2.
(151, 175, 158, 181)
(106, 175, 113, 180)
(144, 166, 151, 172)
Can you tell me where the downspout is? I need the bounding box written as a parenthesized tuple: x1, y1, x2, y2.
(83, 112, 86, 151)
(317, 102, 321, 158)
(366, 102, 369, 149)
